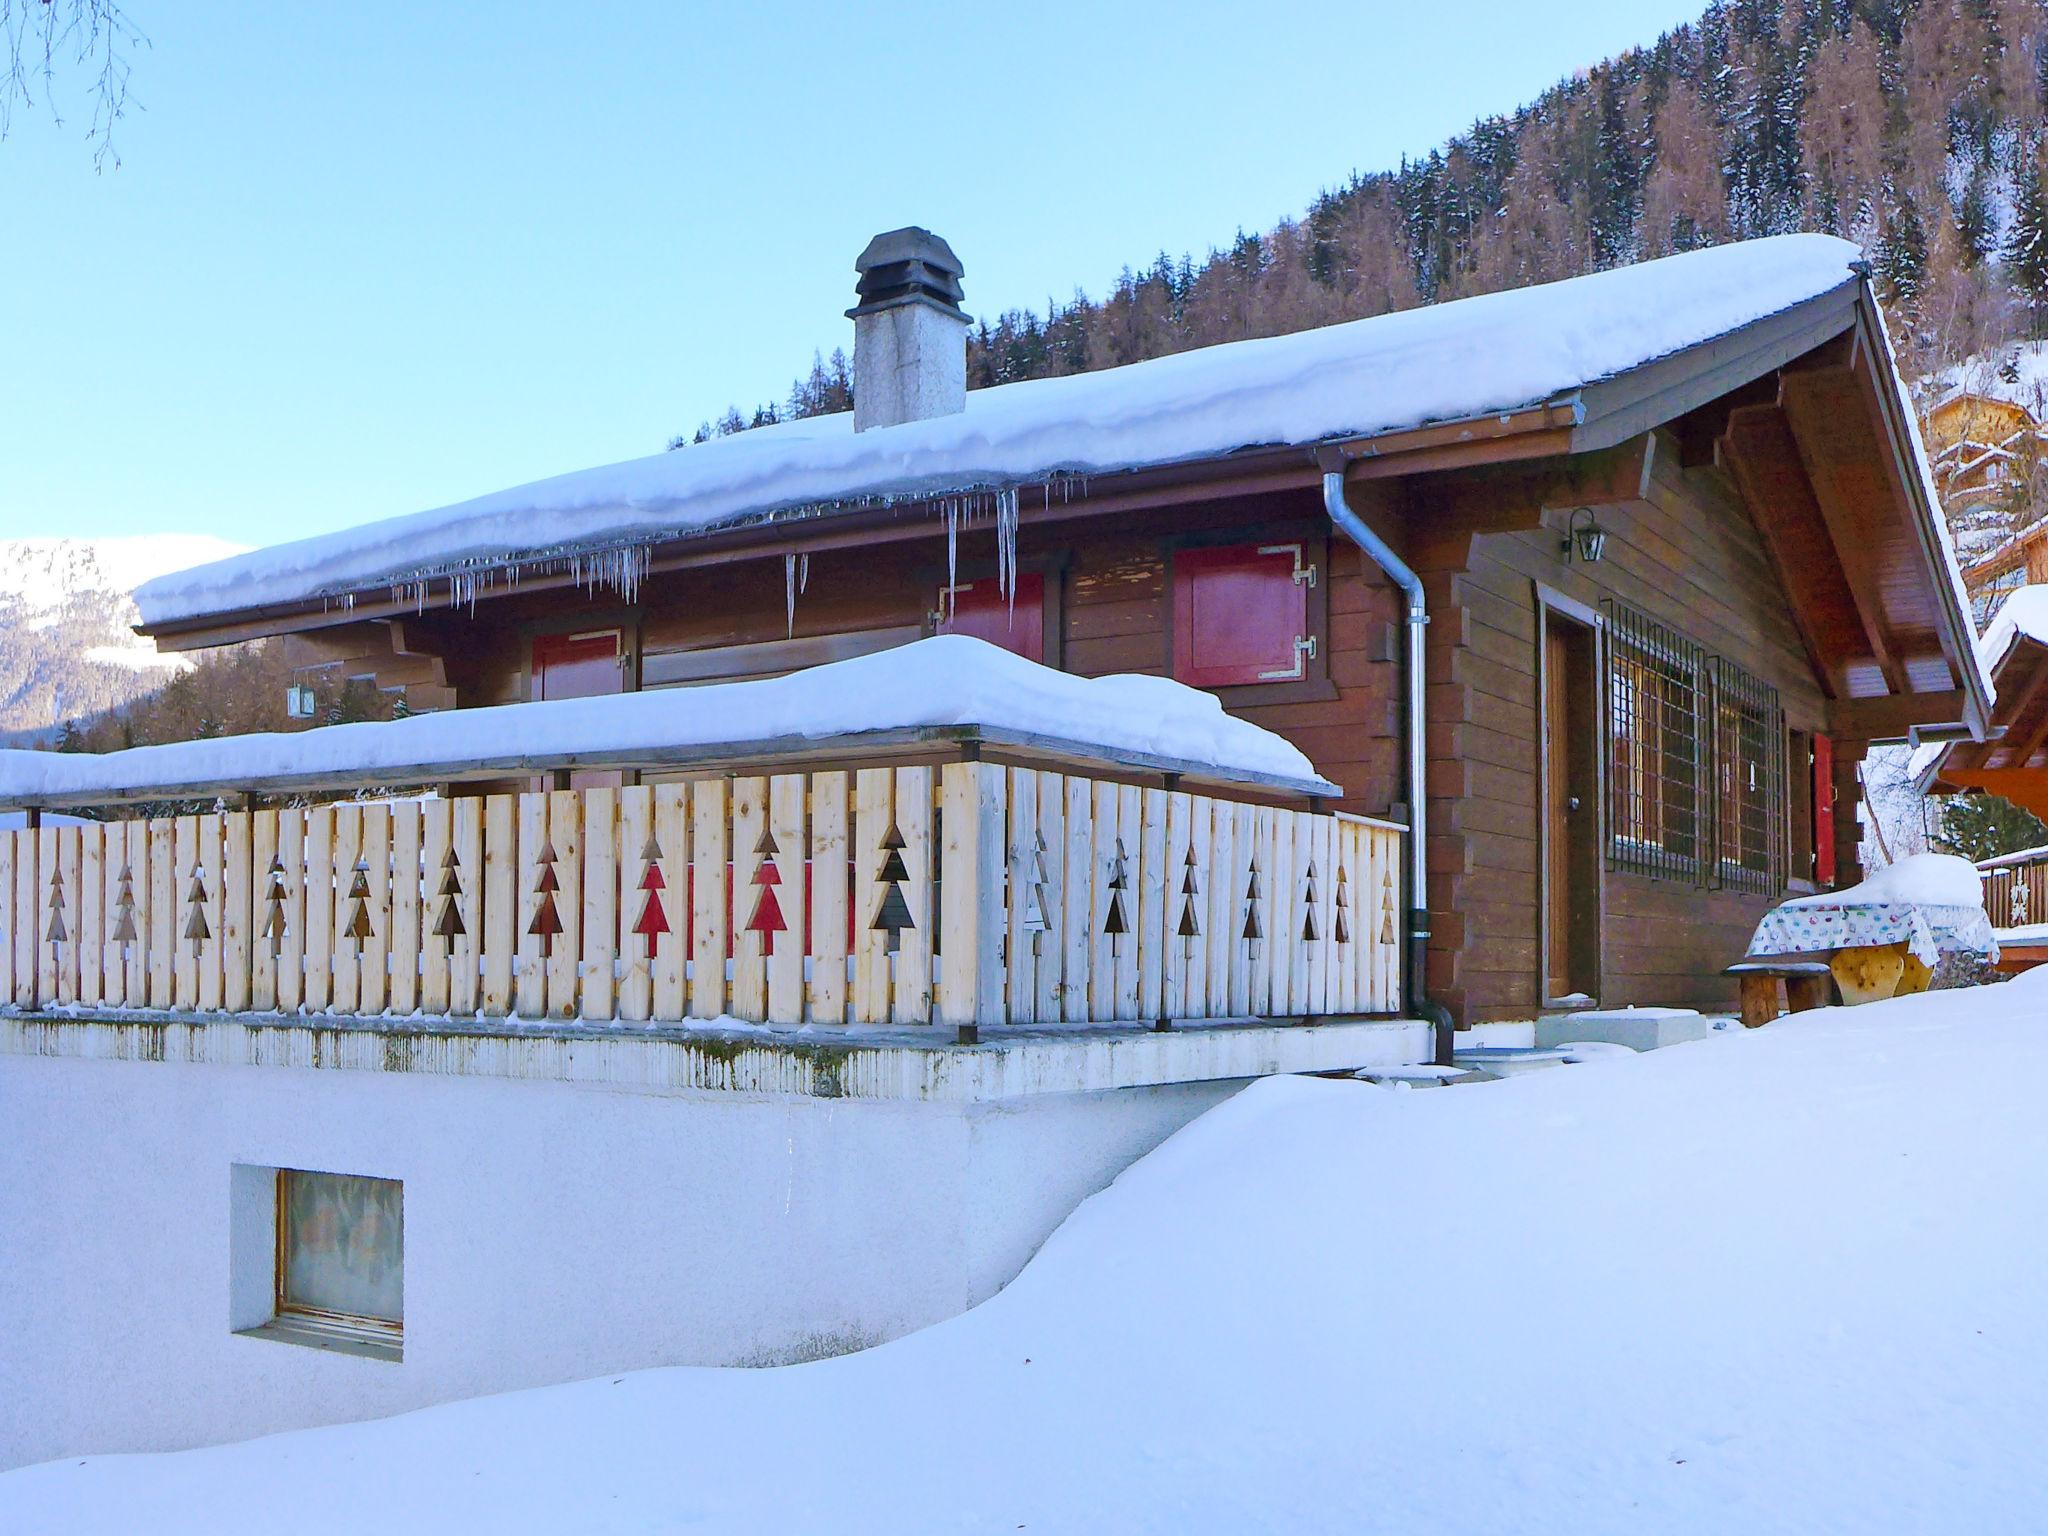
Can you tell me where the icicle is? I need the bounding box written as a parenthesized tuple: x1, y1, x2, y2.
(945, 497, 960, 606)
(784, 552, 798, 638)
(996, 487, 1020, 610)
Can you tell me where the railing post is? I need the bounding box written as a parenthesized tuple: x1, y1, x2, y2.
(938, 760, 1006, 1043)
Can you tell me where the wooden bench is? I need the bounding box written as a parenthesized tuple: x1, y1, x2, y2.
(1723, 961, 1834, 1028)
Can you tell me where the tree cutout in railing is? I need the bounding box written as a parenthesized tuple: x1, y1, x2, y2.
(1379, 867, 1397, 945)
(746, 826, 788, 956)
(1241, 855, 1263, 960)
(1300, 859, 1321, 944)
(1102, 838, 1132, 955)
(631, 833, 669, 958)
(1020, 830, 1052, 955)
(871, 822, 915, 953)
(183, 863, 211, 958)
(261, 855, 288, 957)
(528, 838, 563, 957)
(45, 867, 68, 959)
(1176, 843, 1201, 959)
(431, 846, 465, 953)
(1333, 864, 1350, 946)
(343, 858, 375, 951)
(111, 864, 139, 952)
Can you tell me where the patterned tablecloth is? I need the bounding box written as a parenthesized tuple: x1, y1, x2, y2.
(1747, 901, 2000, 969)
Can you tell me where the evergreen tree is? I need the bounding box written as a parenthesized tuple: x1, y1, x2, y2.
(1935, 793, 2048, 864)
(2005, 137, 2048, 337)
(1877, 191, 1929, 308)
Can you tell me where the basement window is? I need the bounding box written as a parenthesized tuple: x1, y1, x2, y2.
(271, 1169, 404, 1357)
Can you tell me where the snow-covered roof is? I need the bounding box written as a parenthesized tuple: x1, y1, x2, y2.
(0, 636, 1333, 805)
(1982, 585, 2048, 670)
(135, 234, 1869, 629)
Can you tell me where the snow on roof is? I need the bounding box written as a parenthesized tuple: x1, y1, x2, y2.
(1978, 843, 2048, 872)
(135, 234, 1867, 628)
(1982, 584, 2048, 670)
(0, 636, 1328, 804)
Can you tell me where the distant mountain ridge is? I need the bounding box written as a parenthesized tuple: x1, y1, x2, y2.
(0, 535, 249, 743)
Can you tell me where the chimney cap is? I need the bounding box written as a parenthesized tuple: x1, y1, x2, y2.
(849, 226, 967, 322)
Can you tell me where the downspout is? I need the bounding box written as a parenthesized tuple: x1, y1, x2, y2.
(1322, 467, 1456, 1066)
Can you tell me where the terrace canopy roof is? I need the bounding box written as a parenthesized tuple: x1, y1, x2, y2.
(1926, 588, 2048, 819)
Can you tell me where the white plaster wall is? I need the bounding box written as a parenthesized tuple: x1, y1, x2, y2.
(0, 1053, 1233, 1471)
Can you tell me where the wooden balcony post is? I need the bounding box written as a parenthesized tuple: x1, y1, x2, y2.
(938, 760, 1006, 1043)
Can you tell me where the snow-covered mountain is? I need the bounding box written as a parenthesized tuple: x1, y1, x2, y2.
(0, 535, 249, 742)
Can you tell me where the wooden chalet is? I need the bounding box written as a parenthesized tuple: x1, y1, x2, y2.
(125, 229, 1988, 1030)
(1923, 586, 2048, 824)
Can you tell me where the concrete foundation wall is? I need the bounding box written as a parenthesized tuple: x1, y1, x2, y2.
(0, 1052, 1234, 1471)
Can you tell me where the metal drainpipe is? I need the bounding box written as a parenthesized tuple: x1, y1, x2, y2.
(1322, 468, 1456, 1065)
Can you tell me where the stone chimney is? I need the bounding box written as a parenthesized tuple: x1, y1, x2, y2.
(848, 227, 968, 433)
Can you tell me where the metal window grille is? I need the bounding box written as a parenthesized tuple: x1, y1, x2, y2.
(1603, 600, 1706, 882)
(1709, 657, 1784, 895)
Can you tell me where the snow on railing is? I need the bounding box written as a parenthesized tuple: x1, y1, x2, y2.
(0, 766, 1404, 1033)
(1983, 855, 2048, 931)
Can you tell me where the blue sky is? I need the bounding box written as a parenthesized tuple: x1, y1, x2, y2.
(1, 1, 1706, 547)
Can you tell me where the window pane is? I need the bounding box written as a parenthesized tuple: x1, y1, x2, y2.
(281, 1171, 403, 1326)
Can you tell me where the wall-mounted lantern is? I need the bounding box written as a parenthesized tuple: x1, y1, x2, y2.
(1563, 506, 1608, 564)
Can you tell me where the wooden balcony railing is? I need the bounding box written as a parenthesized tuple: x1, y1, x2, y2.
(1984, 859, 2047, 930)
(0, 764, 1405, 1035)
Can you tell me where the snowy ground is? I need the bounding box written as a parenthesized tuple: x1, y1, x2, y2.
(6, 972, 2047, 1534)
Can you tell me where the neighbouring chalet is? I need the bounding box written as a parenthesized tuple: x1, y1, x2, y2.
(0, 228, 1991, 1469)
(1922, 585, 2048, 822)
(131, 228, 1987, 1024)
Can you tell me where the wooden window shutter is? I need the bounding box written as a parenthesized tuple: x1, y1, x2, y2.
(936, 573, 1045, 663)
(1812, 732, 1836, 887)
(1172, 543, 1315, 688)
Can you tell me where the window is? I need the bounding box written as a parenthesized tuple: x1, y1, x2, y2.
(1604, 600, 1787, 894)
(275, 1169, 403, 1349)
(1711, 659, 1783, 894)
(1606, 604, 1706, 881)
(1171, 542, 1316, 688)
(936, 572, 1046, 662)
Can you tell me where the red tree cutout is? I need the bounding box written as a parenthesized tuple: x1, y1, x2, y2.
(631, 833, 670, 958)
(528, 838, 563, 957)
(746, 826, 788, 955)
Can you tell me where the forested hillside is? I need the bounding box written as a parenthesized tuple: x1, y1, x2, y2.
(679, 0, 2048, 443)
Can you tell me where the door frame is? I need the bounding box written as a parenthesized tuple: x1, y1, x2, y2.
(1534, 581, 1606, 1006)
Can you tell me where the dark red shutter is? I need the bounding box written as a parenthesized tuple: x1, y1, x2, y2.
(936, 573, 1045, 662)
(532, 630, 623, 701)
(1172, 543, 1311, 688)
(1812, 732, 1836, 887)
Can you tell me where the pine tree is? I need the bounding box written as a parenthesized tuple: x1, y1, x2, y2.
(1333, 864, 1351, 946)
(1175, 843, 1201, 959)
(1101, 839, 1131, 953)
(431, 845, 465, 952)
(1020, 831, 1052, 955)
(1241, 855, 1263, 959)
(182, 862, 210, 958)
(630, 834, 669, 958)
(110, 863, 139, 947)
(45, 867, 68, 953)
(745, 827, 788, 955)
(261, 854, 287, 955)
(1299, 860, 1321, 943)
(1934, 793, 2048, 863)
(528, 838, 563, 957)
(1877, 191, 1929, 309)
(2006, 138, 2048, 338)
(343, 858, 374, 950)
(870, 823, 915, 953)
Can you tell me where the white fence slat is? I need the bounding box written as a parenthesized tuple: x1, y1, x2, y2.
(808, 772, 849, 1026)
(580, 786, 618, 1023)
(690, 778, 729, 1023)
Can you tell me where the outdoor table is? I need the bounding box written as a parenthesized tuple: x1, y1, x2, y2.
(1745, 897, 2000, 1005)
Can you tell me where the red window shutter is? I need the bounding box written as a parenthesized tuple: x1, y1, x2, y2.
(936, 573, 1045, 662)
(532, 630, 623, 701)
(1172, 543, 1312, 688)
(1812, 732, 1836, 887)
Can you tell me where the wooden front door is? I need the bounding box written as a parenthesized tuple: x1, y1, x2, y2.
(531, 629, 626, 789)
(1542, 612, 1600, 1003)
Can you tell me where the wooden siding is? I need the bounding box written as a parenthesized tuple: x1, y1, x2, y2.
(1419, 431, 1837, 1022)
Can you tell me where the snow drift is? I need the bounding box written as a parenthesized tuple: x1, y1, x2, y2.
(7, 970, 2046, 1533)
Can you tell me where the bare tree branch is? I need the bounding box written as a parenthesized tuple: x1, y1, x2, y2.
(2, 0, 144, 170)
